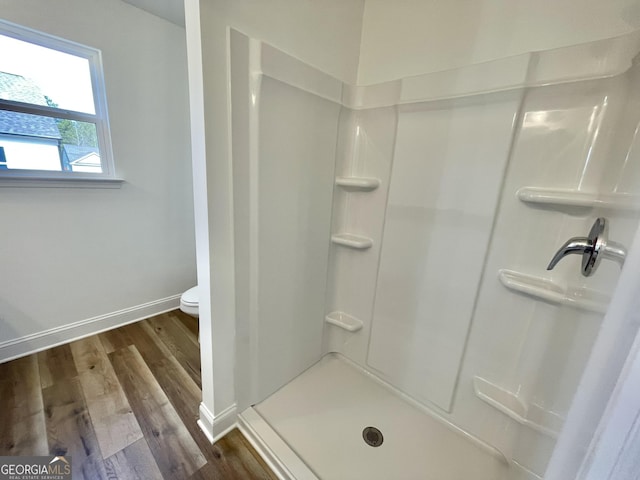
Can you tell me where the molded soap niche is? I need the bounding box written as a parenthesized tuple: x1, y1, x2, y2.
(323, 105, 397, 363)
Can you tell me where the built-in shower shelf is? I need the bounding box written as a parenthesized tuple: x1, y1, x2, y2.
(325, 311, 363, 332)
(473, 376, 563, 438)
(498, 269, 609, 314)
(517, 187, 640, 211)
(335, 176, 381, 191)
(331, 233, 373, 250)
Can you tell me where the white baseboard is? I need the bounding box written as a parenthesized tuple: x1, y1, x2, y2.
(0, 294, 181, 363)
(197, 402, 238, 444)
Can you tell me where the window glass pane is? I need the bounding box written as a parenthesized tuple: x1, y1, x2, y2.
(0, 111, 101, 173)
(0, 34, 95, 114)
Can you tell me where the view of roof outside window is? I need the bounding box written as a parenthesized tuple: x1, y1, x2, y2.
(0, 33, 101, 173)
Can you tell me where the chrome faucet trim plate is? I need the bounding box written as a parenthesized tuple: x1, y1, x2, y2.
(547, 217, 626, 277)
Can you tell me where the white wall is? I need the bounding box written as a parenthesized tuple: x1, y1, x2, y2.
(358, 0, 640, 84)
(187, 0, 364, 436)
(0, 0, 195, 358)
(203, 0, 365, 85)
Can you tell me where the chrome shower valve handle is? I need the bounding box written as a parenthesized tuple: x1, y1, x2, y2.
(547, 218, 626, 277)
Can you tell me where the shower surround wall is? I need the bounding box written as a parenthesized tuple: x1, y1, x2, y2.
(230, 29, 640, 479)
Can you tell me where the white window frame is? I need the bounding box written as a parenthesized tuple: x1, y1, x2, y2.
(0, 19, 121, 187)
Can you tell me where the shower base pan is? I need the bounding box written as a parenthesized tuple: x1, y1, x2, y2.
(238, 354, 508, 480)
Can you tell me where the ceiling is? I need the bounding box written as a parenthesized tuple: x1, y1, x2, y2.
(121, 0, 185, 27)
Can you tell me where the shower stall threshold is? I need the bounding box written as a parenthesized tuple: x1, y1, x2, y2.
(238, 353, 510, 480)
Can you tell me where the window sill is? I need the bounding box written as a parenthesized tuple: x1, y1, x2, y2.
(0, 175, 125, 189)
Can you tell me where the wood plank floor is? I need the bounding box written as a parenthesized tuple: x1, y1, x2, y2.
(0, 310, 277, 480)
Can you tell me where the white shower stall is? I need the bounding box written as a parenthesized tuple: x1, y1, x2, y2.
(185, 2, 640, 479)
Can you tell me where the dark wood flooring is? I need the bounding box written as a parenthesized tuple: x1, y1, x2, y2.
(0, 310, 276, 480)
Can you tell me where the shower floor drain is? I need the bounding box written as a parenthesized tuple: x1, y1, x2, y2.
(362, 426, 384, 447)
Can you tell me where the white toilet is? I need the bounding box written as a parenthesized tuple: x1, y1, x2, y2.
(180, 286, 199, 318)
